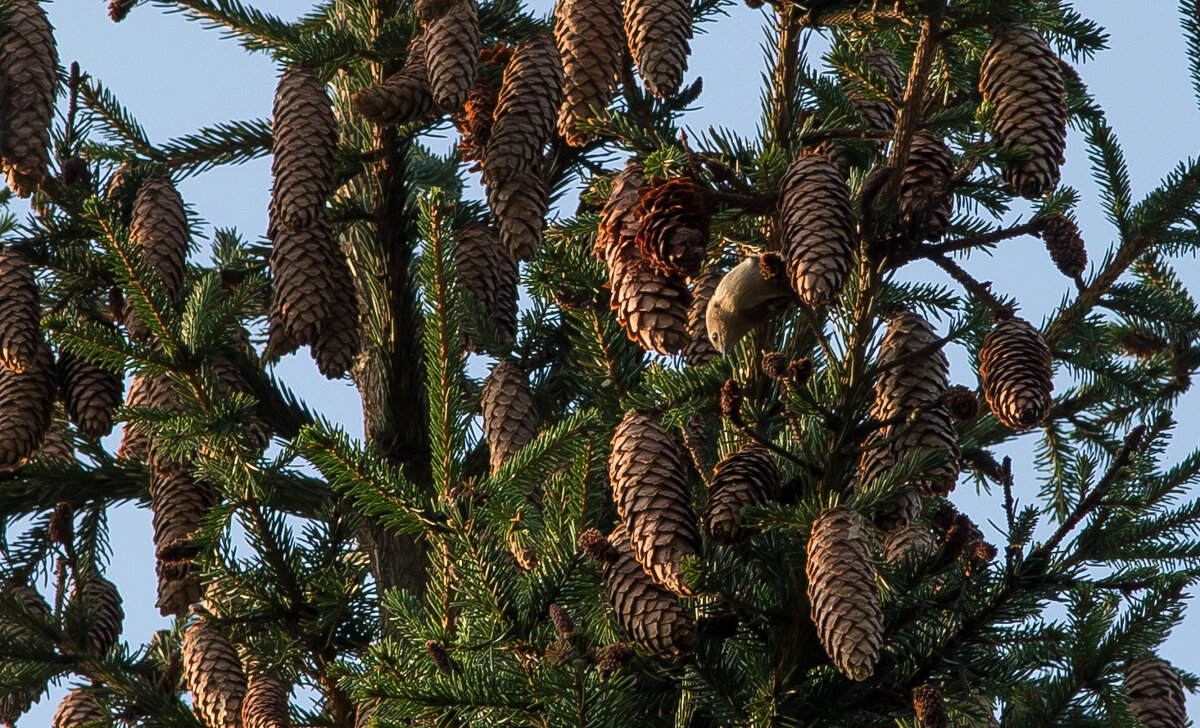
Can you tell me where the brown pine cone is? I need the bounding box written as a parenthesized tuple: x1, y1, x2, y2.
(596, 642, 636, 674)
(53, 690, 107, 728)
(844, 47, 904, 134)
(873, 489, 923, 533)
(455, 76, 498, 168)
(609, 254, 690, 355)
(979, 316, 1053, 430)
(883, 522, 936, 565)
(0, 583, 51, 727)
(271, 68, 337, 234)
(913, 684, 948, 728)
(352, 35, 437, 126)
(549, 603, 575, 639)
(806, 506, 884, 680)
(58, 351, 124, 439)
(481, 362, 537, 473)
(1039, 213, 1087, 278)
(1124, 655, 1187, 728)
(634, 178, 709, 279)
(609, 410, 699, 596)
(266, 212, 339, 356)
(898, 131, 954, 242)
(623, 0, 691, 97)
(1120, 330, 1167, 360)
(941, 385, 979, 421)
(118, 373, 178, 461)
(0, 342, 54, 469)
(149, 459, 215, 617)
(979, 25, 1067, 199)
(484, 33, 563, 184)
(49, 501, 73, 545)
(703, 447, 781, 545)
(124, 176, 190, 340)
(455, 222, 518, 346)
(0, 0, 57, 197)
(484, 165, 549, 261)
(182, 621, 247, 728)
(67, 575, 124, 655)
(684, 270, 720, 367)
(310, 248, 360, 380)
(603, 525, 697, 656)
(596, 160, 644, 263)
(242, 672, 290, 728)
(555, 0, 623, 145)
(423, 0, 479, 111)
(780, 154, 855, 306)
(0, 249, 42, 372)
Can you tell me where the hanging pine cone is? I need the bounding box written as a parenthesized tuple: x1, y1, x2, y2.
(913, 684, 948, 728)
(609, 410, 700, 596)
(0, 583, 51, 727)
(549, 603, 574, 639)
(150, 458, 215, 617)
(423, 0, 479, 111)
(979, 25, 1067, 199)
(310, 251, 360, 380)
(67, 575, 124, 655)
(266, 213, 339, 357)
(58, 351, 124, 439)
(182, 621, 247, 728)
(481, 362, 537, 473)
(623, 0, 691, 97)
(0, 249, 42, 373)
(455, 222, 518, 346)
(118, 373, 178, 461)
(780, 154, 855, 307)
(978, 316, 1054, 430)
(1120, 331, 1167, 360)
(941, 385, 979, 421)
(883, 522, 936, 565)
(1039, 213, 1087, 279)
(352, 34, 437, 126)
(484, 165, 550, 261)
(1124, 656, 1187, 728)
(0, 342, 54, 469)
(603, 525, 698, 656)
(53, 690, 107, 728)
(451, 44, 512, 168)
(0, 0, 57, 197)
(806, 506, 884, 681)
(684, 270, 720, 367)
(271, 68, 337, 234)
(108, 0, 135, 22)
(873, 489, 923, 533)
(555, 0, 623, 146)
(703, 447, 781, 545)
(124, 176, 190, 341)
(596, 160, 644, 263)
(634, 178, 709, 279)
(483, 33, 563, 184)
(242, 672, 290, 728)
(898, 131, 954, 242)
(844, 46, 904, 134)
(609, 254, 690, 355)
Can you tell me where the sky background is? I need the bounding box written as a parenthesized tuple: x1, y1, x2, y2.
(13, 0, 1200, 722)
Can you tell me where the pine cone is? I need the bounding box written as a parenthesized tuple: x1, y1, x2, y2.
(454, 76, 498, 168)
(30, 425, 72, 464)
(0, 0, 57, 197)
(780, 154, 855, 306)
(913, 684, 948, 728)
(806, 506, 884, 680)
(68, 576, 124, 655)
(1124, 656, 1187, 728)
(422, 0, 478, 111)
(634, 178, 709, 279)
(118, 373, 178, 461)
(484, 33, 563, 183)
(0, 342, 54, 469)
(979, 316, 1053, 430)
(898, 131, 954, 242)
(267, 212, 339, 356)
(58, 351, 124, 439)
(53, 690, 107, 728)
(555, 0, 623, 145)
(0, 249, 42, 372)
(455, 222, 518, 346)
(979, 25, 1067, 199)
(108, 0, 135, 22)
(596, 642, 636, 674)
(124, 177, 190, 341)
(211, 358, 269, 450)
(549, 603, 575, 639)
(0, 583, 51, 727)
(182, 621, 247, 728)
(684, 270, 720, 367)
(609, 254, 690, 355)
(1040, 213, 1087, 278)
(242, 672, 290, 728)
(873, 489, 923, 533)
(352, 35, 437, 126)
(623, 0, 691, 97)
(609, 410, 699, 596)
(941, 385, 979, 421)
(484, 165, 549, 261)
(310, 249, 360, 380)
(603, 525, 698, 656)
(844, 47, 904, 133)
(271, 68, 337, 233)
(883, 522, 936, 565)
(1120, 331, 1167, 360)
(703, 447, 781, 545)
(150, 458, 215, 617)
(596, 160, 644, 263)
(481, 362, 537, 473)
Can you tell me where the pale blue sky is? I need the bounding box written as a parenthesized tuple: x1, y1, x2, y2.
(16, 0, 1200, 722)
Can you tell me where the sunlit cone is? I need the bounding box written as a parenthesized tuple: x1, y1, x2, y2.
(53, 690, 108, 728)
(484, 165, 549, 261)
(242, 672, 290, 728)
(124, 176, 190, 341)
(603, 525, 698, 656)
(703, 447, 780, 545)
(481, 362, 537, 474)
(555, 0, 623, 145)
(182, 621, 247, 728)
(0, 0, 57, 197)
(211, 357, 269, 451)
(0, 250, 42, 372)
(271, 68, 337, 233)
(58, 351, 124, 439)
(883, 522, 936, 566)
(1040, 213, 1087, 279)
(0, 342, 54, 469)
(898, 131, 954, 242)
(623, 0, 691, 97)
(634, 178, 709, 279)
(0, 583, 51, 727)
(980, 25, 1067, 198)
(424, 0, 478, 110)
(484, 33, 563, 183)
(979, 316, 1053, 430)
(596, 160, 644, 263)
(455, 222, 518, 346)
(1124, 655, 1187, 728)
(68, 575, 124, 655)
(684, 270, 720, 367)
(352, 35, 436, 126)
(609, 254, 690, 355)
(844, 46, 904, 134)
(609, 410, 699, 596)
(451, 44, 512, 168)
(806, 506, 884, 680)
(780, 154, 855, 306)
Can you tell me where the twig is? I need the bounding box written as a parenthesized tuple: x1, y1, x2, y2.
(898, 219, 1042, 263)
(1043, 426, 1145, 556)
(930, 254, 1013, 317)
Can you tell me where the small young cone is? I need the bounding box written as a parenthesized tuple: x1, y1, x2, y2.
(352, 35, 437, 126)
(0, 583, 51, 727)
(484, 165, 549, 261)
(979, 317, 1054, 430)
(684, 270, 720, 367)
(883, 523, 936, 565)
(242, 672, 290, 728)
(271, 68, 337, 233)
(780, 154, 855, 306)
(182, 621, 247, 728)
(124, 177, 190, 340)
(481, 362, 537, 473)
(555, 0, 623, 145)
(634, 178, 709, 279)
(844, 47, 904, 133)
(703, 447, 781, 545)
(603, 525, 698, 656)
(455, 222, 518, 346)
(979, 25, 1067, 199)
(58, 351, 124, 439)
(806, 506, 884, 680)
(0, 250, 43, 373)
(596, 160, 645, 262)
(913, 684, 948, 728)
(898, 131, 954, 242)
(0, 0, 58, 197)
(1124, 656, 1187, 728)
(484, 33, 563, 183)
(53, 690, 108, 728)
(0, 342, 55, 469)
(1040, 213, 1087, 278)
(423, 0, 479, 111)
(609, 410, 699, 596)
(68, 576, 124, 655)
(623, 0, 691, 97)
(108, 0, 135, 22)
(609, 254, 690, 355)
(267, 212, 340, 356)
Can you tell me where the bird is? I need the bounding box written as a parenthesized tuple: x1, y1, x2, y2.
(706, 254, 795, 354)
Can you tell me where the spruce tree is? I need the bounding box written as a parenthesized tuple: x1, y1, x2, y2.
(1, 1, 1200, 727)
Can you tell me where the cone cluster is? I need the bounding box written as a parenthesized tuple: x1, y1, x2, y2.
(555, 0, 623, 146)
(455, 222, 518, 347)
(623, 0, 691, 97)
(182, 621, 247, 728)
(845, 47, 904, 133)
(898, 131, 954, 242)
(481, 362, 537, 473)
(978, 316, 1053, 430)
(0, 0, 57, 196)
(602, 525, 698, 655)
(703, 446, 780, 545)
(780, 154, 855, 307)
(0, 250, 42, 373)
(421, 0, 479, 111)
(242, 671, 290, 728)
(59, 351, 124, 439)
(0, 341, 55, 469)
(1040, 213, 1087, 279)
(353, 35, 437, 126)
(68, 575, 124, 655)
(123, 177, 190, 341)
(1124, 656, 1187, 728)
(53, 690, 107, 728)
